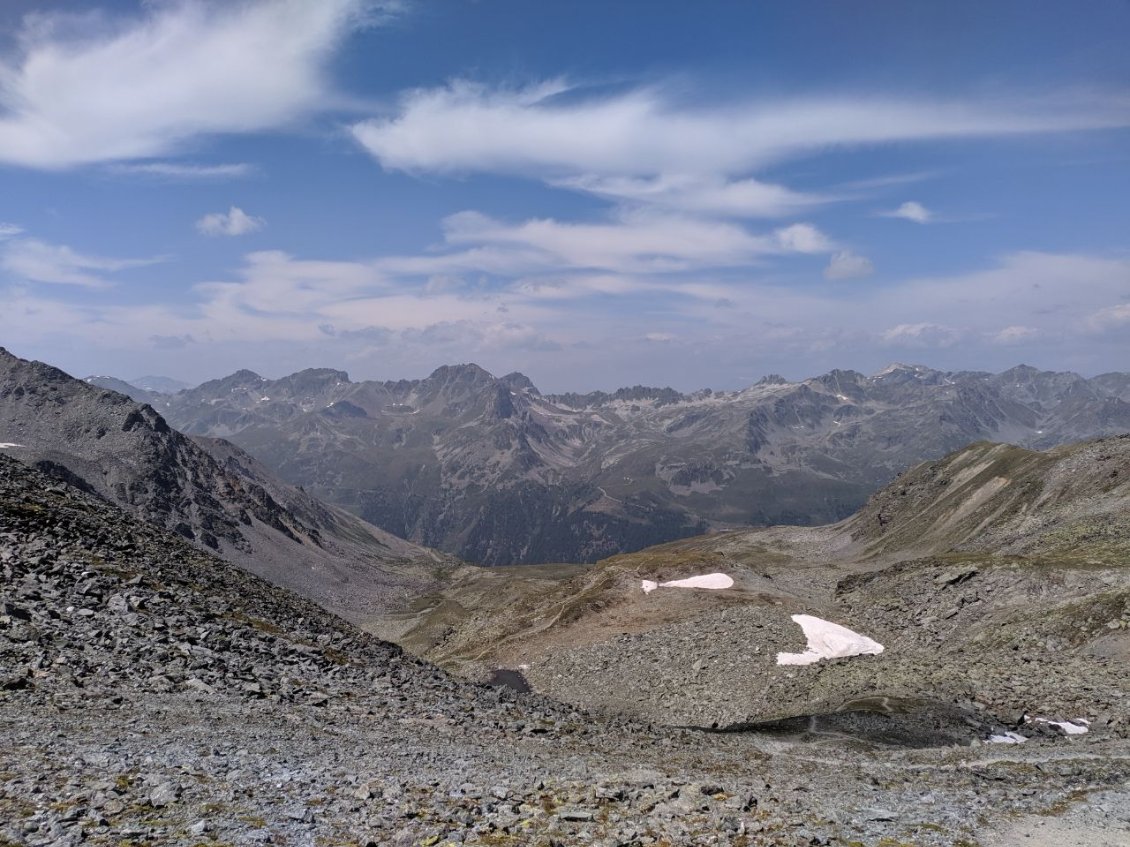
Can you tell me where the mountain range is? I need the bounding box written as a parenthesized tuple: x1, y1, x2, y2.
(95, 360, 1130, 564)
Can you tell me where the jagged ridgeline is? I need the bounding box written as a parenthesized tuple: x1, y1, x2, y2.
(0, 348, 452, 623)
(137, 360, 1130, 565)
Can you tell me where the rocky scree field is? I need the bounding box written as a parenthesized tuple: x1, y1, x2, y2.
(3, 453, 1130, 846)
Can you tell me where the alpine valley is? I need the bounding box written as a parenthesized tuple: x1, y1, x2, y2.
(2, 347, 1128, 846)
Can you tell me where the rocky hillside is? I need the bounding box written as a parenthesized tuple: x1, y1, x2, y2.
(845, 436, 1130, 562)
(0, 348, 450, 622)
(391, 436, 1130, 741)
(155, 360, 1130, 564)
(3, 452, 1129, 846)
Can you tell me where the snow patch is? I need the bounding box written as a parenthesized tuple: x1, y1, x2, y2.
(1032, 717, 1089, 735)
(988, 732, 1028, 744)
(641, 573, 734, 594)
(776, 614, 885, 666)
(0, 443, 22, 449)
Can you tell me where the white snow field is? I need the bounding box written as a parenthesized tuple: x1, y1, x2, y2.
(0, 443, 23, 449)
(776, 614, 885, 666)
(640, 573, 734, 594)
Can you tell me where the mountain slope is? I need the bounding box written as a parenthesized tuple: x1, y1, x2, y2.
(6, 451, 1126, 846)
(391, 436, 1130, 734)
(0, 347, 451, 621)
(158, 360, 1130, 564)
(845, 435, 1130, 561)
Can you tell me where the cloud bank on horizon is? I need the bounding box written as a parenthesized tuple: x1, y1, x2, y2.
(0, 0, 1127, 391)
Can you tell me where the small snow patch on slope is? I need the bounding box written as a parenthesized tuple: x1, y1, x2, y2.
(988, 731, 1028, 744)
(0, 443, 22, 449)
(1033, 717, 1089, 735)
(641, 573, 733, 594)
(776, 614, 885, 666)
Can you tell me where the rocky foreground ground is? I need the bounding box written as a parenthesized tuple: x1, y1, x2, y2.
(2, 454, 1129, 846)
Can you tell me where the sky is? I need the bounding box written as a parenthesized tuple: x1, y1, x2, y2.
(0, 0, 1128, 392)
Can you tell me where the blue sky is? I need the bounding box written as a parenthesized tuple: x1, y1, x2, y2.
(1, 0, 1128, 391)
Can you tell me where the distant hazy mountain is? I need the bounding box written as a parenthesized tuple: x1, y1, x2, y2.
(84, 374, 192, 405)
(3, 349, 449, 622)
(84, 374, 160, 405)
(154, 360, 1130, 565)
(131, 374, 191, 394)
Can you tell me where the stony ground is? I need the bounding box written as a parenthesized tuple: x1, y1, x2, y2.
(3, 454, 1130, 846)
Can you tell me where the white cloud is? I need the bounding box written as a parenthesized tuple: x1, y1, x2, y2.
(836, 171, 938, 191)
(1086, 303, 1130, 334)
(110, 162, 255, 180)
(773, 223, 833, 254)
(1, 237, 163, 287)
(0, 0, 381, 169)
(5, 246, 1129, 391)
(0, 223, 23, 239)
(824, 251, 874, 280)
(196, 206, 265, 237)
(352, 80, 1130, 179)
(194, 249, 385, 314)
(881, 201, 933, 223)
(881, 322, 961, 348)
(992, 325, 1041, 344)
(434, 210, 791, 274)
(553, 173, 826, 218)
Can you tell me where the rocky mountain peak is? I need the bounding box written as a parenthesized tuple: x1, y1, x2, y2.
(499, 371, 540, 395)
(756, 374, 790, 385)
(276, 367, 351, 395)
(426, 362, 495, 384)
(194, 368, 266, 395)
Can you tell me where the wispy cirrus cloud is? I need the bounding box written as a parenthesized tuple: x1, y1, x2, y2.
(551, 173, 826, 218)
(1, 237, 164, 287)
(0, 0, 387, 169)
(109, 161, 256, 180)
(351, 79, 1130, 220)
(353, 80, 1130, 177)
